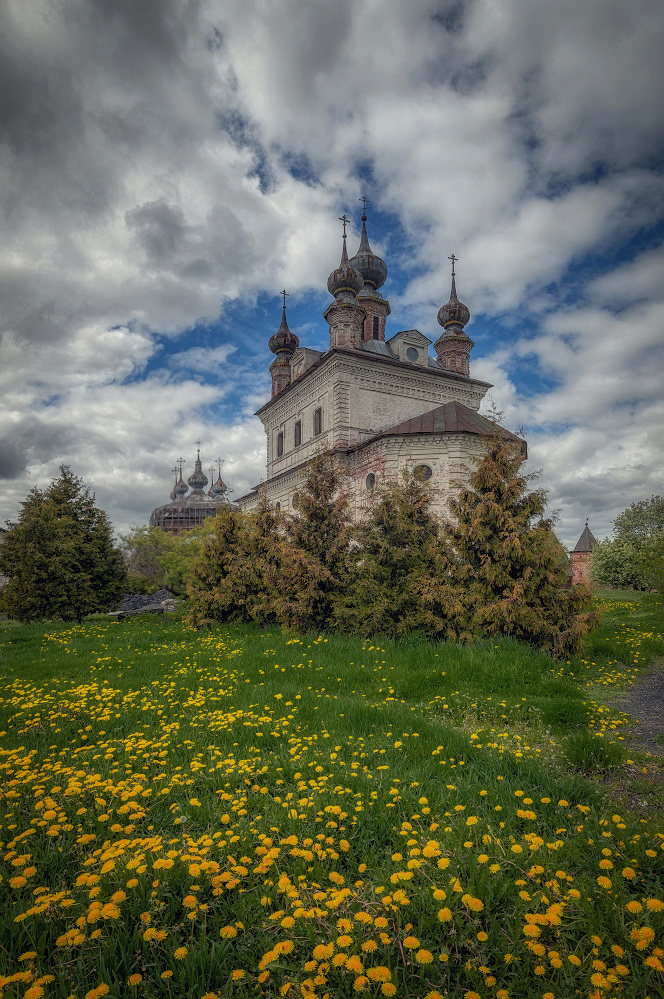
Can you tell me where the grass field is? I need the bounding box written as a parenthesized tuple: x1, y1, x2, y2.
(0, 593, 662, 999)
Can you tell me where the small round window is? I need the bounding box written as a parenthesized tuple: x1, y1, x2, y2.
(365, 473, 376, 491)
(292, 492, 300, 510)
(406, 346, 419, 362)
(413, 464, 433, 481)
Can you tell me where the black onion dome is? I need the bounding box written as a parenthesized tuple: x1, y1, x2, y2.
(328, 235, 364, 299)
(350, 213, 387, 291)
(173, 474, 189, 498)
(209, 474, 227, 497)
(269, 306, 299, 355)
(437, 274, 471, 330)
(187, 453, 208, 494)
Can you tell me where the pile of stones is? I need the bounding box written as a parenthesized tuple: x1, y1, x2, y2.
(115, 589, 175, 612)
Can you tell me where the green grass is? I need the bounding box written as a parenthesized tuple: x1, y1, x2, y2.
(0, 595, 662, 998)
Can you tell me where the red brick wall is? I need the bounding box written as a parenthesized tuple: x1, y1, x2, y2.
(570, 550, 592, 585)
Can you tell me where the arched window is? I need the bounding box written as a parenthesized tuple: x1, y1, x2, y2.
(365, 473, 376, 491)
(372, 316, 380, 339)
(313, 407, 323, 436)
(292, 492, 300, 510)
(275, 501, 281, 511)
(276, 431, 284, 457)
(294, 420, 302, 447)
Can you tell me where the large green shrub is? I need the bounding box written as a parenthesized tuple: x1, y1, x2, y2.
(422, 436, 596, 654)
(332, 475, 442, 637)
(0, 466, 126, 623)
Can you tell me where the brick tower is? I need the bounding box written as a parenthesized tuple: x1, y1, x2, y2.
(569, 520, 598, 585)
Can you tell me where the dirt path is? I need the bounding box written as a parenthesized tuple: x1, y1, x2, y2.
(613, 662, 664, 757)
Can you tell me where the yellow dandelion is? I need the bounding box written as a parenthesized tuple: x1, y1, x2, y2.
(367, 967, 391, 983)
(174, 947, 188, 959)
(415, 949, 434, 964)
(128, 974, 142, 986)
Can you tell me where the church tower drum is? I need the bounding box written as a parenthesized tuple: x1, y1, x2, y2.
(434, 254, 474, 377)
(349, 198, 391, 343)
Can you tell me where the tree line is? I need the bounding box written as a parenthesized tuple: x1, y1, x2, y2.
(184, 436, 595, 655)
(5, 442, 658, 650)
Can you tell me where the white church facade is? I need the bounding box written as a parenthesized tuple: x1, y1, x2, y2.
(236, 210, 523, 517)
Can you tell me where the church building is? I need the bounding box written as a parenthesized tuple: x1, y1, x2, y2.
(236, 209, 523, 517)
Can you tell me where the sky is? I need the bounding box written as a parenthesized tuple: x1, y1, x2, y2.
(1, 0, 663, 549)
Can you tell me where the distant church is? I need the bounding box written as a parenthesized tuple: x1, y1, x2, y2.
(237, 206, 523, 517)
(150, 448, 235, 534)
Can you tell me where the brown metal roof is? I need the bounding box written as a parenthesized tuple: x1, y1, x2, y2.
(379, 400, 523, 442)
(571, 522, 598, 553)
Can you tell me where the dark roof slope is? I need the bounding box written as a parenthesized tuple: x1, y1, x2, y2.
(571, 523, 598, 553)
(380, 400, 523, 443)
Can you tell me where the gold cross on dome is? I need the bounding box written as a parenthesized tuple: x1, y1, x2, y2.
(339, 214, 350, 237)
(280, 289, 289, 309)
(448, 253, 458, 277)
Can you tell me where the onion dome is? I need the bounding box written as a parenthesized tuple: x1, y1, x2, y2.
(327, 219, 364, 300)
(173, 468, 189, 499)
(350, 210, 387, 294)
(437, 256, 470, 331)
(208, 462, 228, 497)
(169, 466, 178, 501)
(187, 448, 208, 496)
(269, 298, 299, 356)
(209, 474, 227, 497)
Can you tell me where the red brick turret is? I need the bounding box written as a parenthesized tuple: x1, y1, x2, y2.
(569, 520, 597, 585)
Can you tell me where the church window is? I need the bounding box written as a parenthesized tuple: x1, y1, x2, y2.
(275, 501, 281, 511)
(365, 473, 376, 491)
(313, 407, 323, 436)
(406, 346, 418, 362)
(372, 316, 380, 339)
(413, 464, 432, 481)
(292, 492, 300, 510)
(294, 420, 302, 447)
(276, 431, 284, 457)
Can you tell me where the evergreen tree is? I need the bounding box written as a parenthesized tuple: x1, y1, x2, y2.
(282, 453, 353, 631)
(0, 466, 126, 623)
(186, 492, 332, 631)
(186, 506, 265, 627)
(430, 436, 595, 654)
(333, 474, 443, 637)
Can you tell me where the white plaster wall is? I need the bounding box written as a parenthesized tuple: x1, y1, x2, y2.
(259, 348, 489, 484)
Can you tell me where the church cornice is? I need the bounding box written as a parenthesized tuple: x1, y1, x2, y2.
(256, 346, 491, 418)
